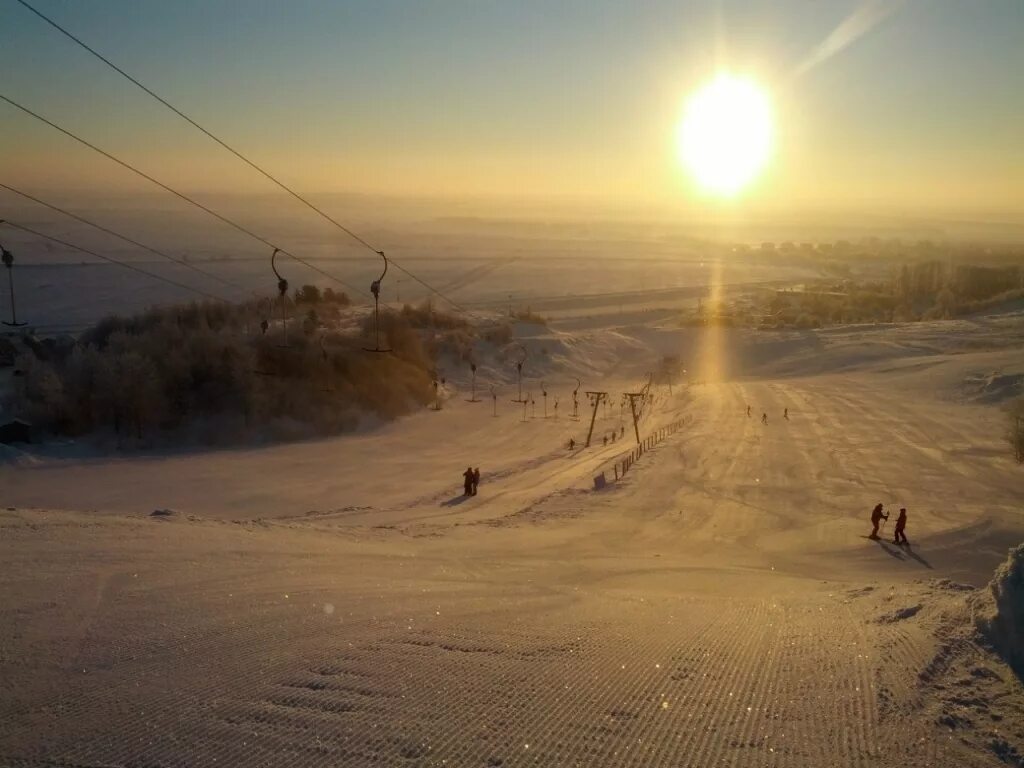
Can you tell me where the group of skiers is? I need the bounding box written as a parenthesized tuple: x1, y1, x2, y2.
(869, 503, 910, 545)
(463, 466, 481, 496)
(747, 404, 788, 423)
(566, 425, 625, 452)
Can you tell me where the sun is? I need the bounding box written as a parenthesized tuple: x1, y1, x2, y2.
(677, 73, 774, 197)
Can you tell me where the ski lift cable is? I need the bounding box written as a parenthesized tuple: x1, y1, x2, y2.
(12, 0, 467, 313)
(0, 93, 368, 301)
(0, 182, 254, 297)
(0, 219, 231, 303)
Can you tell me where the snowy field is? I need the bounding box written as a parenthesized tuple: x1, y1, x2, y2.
(0, 207, 830, 332)
(2, 297, 1024, 766)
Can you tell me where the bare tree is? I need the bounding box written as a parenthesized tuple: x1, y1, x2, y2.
(1009, 398, 1024, 464)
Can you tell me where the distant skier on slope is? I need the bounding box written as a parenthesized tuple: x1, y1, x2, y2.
(463, 466, 475, 496)
(747, 405, 751, 417)
(784, 407, 789, 420)
(472, 467, 481, 496)
(893, 508, 909, 545)
(761, 412, 768, 424)
(869, 503, 888, 539)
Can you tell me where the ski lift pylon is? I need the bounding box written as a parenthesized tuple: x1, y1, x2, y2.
(0, 227, 27, 328)
(467, 361, 481, 402)
(364, 250, 392, 354)
(511, 344, 528, 403)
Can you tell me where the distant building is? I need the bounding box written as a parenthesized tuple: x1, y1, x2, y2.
(0, 419, 31, 444)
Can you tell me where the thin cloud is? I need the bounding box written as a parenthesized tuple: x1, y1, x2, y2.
(793, 0, 908, 78)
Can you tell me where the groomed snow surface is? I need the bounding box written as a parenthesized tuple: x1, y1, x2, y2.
(2, 310, 1024, 767)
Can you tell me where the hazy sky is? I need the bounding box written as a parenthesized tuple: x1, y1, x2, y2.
(2, 0, 1023, 217)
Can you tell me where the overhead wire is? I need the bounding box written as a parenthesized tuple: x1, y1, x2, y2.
(12, 0, 467, 313)
(0, 181, 253, 297)
(0, 93, 368, 301)
(0, 219, 232, 303)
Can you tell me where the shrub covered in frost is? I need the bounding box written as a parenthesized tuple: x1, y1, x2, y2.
(7, 300, 434, 445)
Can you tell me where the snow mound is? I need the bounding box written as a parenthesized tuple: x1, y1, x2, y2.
(961, 370, 1024, 404)
(876, 604, 922, 623)
(976, 542, 1024, 679)
(0, 444, 43, 467)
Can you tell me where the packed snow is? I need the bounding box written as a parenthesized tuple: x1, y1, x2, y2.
(2, 299, 1023, 767)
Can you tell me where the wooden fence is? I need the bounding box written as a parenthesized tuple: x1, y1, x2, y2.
(593, 417, 686, 489)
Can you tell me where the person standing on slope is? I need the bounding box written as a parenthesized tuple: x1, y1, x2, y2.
(869, 503, 888, 539)
(472, 467, 481, 496)
(761, 412, 768, 424)
(893, 508, 909, 545)
(747, 405, 751, 417)
(463, 466, 475, 497)
(784, 407, 789, 420)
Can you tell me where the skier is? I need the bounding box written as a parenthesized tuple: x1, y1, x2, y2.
(568, 437, 576, 451)
(463, 466, 474, 496)
(893, 508, 908, 545)
(472, 467, 481, 496)
(603, 434, 608, 446)
(869, 503, 888, 539)
(746, 405, 751, 417)
(620, 426, 625, 438)
(784, 407, 789, 420)
(761, 412, 768, 424)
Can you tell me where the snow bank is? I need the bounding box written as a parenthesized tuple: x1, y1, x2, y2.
(961, 371, 1024, 404)
(976, 542, 1024, 678)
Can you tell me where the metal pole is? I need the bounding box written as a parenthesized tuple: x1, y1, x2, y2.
(1, 244, 24, 327)
(584, 392, 606, 447)
(626, 393, 642, 445)
(5, 267, 16, 326)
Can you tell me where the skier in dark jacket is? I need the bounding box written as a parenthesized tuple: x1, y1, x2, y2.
(893, 508, 908, 545)
(869, 503, 888, 538)
(463, 466, 474, 496)
(472, 467, 481, 496)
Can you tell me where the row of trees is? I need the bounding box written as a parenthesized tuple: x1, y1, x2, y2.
(893, 262, 1023, 303)
(751, 260, 1023, 330)
(9, 300, 433, 445)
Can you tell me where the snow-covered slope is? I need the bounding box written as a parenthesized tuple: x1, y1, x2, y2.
(1, 308, 1023, 767)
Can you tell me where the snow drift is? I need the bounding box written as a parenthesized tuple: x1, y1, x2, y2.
(976, 542, 1024, 679)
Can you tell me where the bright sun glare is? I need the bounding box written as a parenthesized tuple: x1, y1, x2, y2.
(677, 73, 773, 197)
